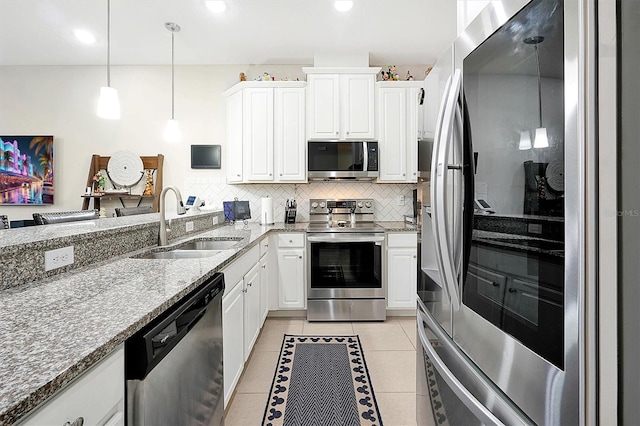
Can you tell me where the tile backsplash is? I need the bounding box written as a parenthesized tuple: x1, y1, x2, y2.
(184, 178, 416, 222)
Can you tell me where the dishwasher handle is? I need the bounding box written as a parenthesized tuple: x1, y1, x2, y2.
(125, 273, 225, 380)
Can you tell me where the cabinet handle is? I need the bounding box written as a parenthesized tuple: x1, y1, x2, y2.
(248, 282, 253, 287)
(280, 173, 283, 176)
(492, 282, 500, 287)
(242, 288, 248, 293)
(403, 173, 406, 176)
(269, 173, 272, 176)
(63, 418, 84, 426)
(413, 255, 417, 258)
(262, 265, 266, 269)
(298, 256, 302, 259)
(335, 131, 339, 135)
(289, 240, 293, 243)
(508, 288, 517, 293)
(236, 174, 241, 177)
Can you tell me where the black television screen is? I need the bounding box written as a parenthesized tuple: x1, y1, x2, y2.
(191, 145, 221, 169)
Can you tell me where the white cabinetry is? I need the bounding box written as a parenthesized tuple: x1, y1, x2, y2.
(304, 68, 380, 140)
(222, 277, 245, 406)
(377, 82, 423, 183)
(423, 44, 454, 140)
(221, 244, 260, 407)
(243, 263, 261, 358)
(276, 233, 306, 309)
(224, 82, 306, 184)
(387, 233, 418, 309)
(18, 346, 124, 426)
(259, 238, 271, 322)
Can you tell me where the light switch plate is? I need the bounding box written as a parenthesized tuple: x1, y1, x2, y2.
(186, 221, 194, 232)
(45, 246, 74, 271)
(212, 216, 219, 225)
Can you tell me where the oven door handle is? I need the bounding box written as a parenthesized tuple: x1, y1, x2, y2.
(307, 234, 386, 243)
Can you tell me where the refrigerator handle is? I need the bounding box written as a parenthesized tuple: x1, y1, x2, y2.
(434, 68, 462, 311)
(417, 309, 505, 426)
(428, 72, 453, 291)
(452, 97, 465, 283)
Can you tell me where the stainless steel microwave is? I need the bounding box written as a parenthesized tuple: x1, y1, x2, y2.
(307, 140, 379, 181)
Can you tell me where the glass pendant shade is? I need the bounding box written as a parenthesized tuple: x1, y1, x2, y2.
(519, 130, 532, 150)
(533, 127, 549, 148)
(97, 86, 121, 119)
(164, 119, 181, 144)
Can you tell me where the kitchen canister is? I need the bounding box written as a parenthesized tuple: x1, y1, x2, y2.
(261, 197, 274, 225)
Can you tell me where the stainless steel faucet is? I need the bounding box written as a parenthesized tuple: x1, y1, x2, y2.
(159, 186, 187, 246)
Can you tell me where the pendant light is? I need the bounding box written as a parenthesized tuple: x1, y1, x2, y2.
(96, 0, 121, 119)
(163, 22, 181, 144)
(525, 36, 549, 149)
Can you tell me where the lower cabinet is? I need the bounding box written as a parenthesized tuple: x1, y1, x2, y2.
(387, 232, 418, 309)
(243, 263, 261, 360)
(276, 233, 306, 309)
(18, 345, 124, 426)
(222, 278, 245, 407)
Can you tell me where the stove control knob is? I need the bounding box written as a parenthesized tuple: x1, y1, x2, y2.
(365, 201, 372, 208)
(357, 202, 364, 208)
(319, 202, 326, 208)
(311, 202, 318, 209)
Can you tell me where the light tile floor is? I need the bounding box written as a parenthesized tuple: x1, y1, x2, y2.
(225, 316, 417, 426)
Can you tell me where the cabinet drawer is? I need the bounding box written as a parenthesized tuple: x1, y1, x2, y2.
(277, 233, 305, 248)
(19, 345, 124, 426)
(259, 237, 270, 257)
(222, 245, 260, 291)
(387, 232, 417, 248)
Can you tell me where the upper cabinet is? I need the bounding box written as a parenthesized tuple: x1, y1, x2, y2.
(376, 81, 423, 183)
(224, 81, 306, 184)
(304, 67, 379, 140)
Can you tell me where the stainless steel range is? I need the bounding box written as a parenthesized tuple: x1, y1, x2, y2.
(306, 198, 386, 321)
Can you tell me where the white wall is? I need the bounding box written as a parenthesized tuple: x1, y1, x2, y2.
(0, 64, 420, 222)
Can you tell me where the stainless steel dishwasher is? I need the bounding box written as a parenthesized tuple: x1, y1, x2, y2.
(125, 273, 224, 426)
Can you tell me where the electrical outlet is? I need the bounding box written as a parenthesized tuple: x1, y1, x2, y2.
(45, 246, 74, 272)
(186, 221, 194, 232)
(212, 216, 219, 225)
(397, 195, 405, 206)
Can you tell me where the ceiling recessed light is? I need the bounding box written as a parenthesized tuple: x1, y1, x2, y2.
(74, 29, 96, 44)
(334, 1, 353, 12)
(205, 1, 227, 13)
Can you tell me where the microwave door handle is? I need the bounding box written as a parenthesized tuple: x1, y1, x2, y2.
(417, 309, 506, 426)
(362, 141, 368, 172)
(435, 69, 462, 311)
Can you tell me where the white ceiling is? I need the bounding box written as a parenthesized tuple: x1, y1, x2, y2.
(0, 0, 457, 67)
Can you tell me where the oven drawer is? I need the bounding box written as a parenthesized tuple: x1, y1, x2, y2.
(387, 232, 417, 248)
(278, 233, 305, 248)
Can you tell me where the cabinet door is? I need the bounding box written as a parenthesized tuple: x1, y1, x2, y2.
(259, 254, 270, 325)
(277, 249, 305, 309)
(243, 88, 274, 181)
(308, 74, 340, 139)
(407, 87, 421, 182)
(387, 247, 418, 309)
(275, 88, 306, 182)
(377, 87, 408, 182)
(243, 263, 261, 359)
(341, 74, 376, 139)
(226, 90, 243, 183)
(18, 346, 124, 426)
(223, 279, 245, 407)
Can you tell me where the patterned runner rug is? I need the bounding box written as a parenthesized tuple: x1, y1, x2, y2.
(262, 335, 383, 426)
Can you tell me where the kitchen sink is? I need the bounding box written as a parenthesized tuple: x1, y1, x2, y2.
(135, 249, 223, 259)
(133, 237, 243, 259)
(178, 239, 241, 251)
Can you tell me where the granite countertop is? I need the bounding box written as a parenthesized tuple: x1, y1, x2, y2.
(0, 221, 306, 425)
(0, 219, 411, 424)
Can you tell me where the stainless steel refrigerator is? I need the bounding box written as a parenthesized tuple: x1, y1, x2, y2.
(417, 0, 590, 424)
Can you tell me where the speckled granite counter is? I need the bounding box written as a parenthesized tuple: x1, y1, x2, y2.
(0, 221, 307, 425)
(0, 219, 415, 424)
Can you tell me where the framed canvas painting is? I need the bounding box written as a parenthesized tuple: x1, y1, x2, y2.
(0, 136, 54, 205)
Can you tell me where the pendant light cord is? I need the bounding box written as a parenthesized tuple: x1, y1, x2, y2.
(171, 30, 175, 120)
(106, 0, 111, 87)
(535, 43, 542, 127)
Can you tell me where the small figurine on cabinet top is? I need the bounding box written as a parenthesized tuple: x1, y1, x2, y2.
(425, 66, 433, 77)
(406, 71, 414, 81)
(93, 171, 106, 193)
(143, 170, 154, 195)
(257, 72, 273, 81)
(239, 72, 247, 81)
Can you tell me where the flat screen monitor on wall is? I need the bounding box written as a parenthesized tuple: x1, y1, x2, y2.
(0, 135, 54, 205)
(191, 145, 221, 169)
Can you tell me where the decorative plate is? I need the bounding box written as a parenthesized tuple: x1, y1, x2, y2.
(107, 151, 144, 187)
(545, 159, 564, 192)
